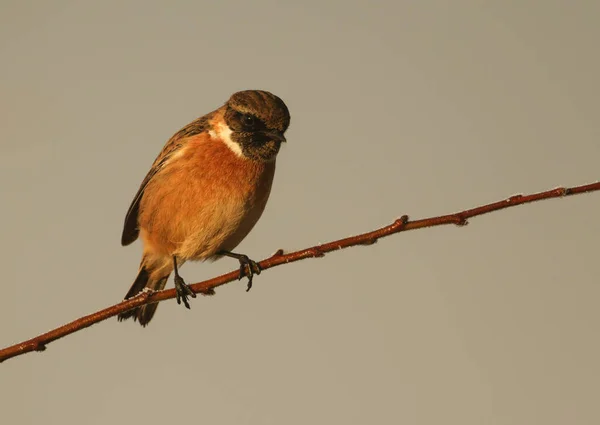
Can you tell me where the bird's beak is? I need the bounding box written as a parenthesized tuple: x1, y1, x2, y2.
(263, 130, 286, 143)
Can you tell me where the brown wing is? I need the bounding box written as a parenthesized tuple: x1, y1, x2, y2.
(121, 113, 214, 246)
(121, 164, 162, 246)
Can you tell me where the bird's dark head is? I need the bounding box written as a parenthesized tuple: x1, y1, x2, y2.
(219, 90, 290, 161)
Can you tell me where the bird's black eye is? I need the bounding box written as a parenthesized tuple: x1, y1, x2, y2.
(242, 114, 255, 128)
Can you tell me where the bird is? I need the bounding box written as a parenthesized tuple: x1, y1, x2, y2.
(117, 90, 290, 326)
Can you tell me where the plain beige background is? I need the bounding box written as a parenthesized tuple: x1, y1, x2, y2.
(1, 1, 599, 424)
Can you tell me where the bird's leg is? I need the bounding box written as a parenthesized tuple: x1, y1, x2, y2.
(218, 251, 261, 292)
(172, 256, 196, 309)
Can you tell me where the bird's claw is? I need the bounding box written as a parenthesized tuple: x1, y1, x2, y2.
(236, 255, 261, 292)
(174, 275, 196, 309)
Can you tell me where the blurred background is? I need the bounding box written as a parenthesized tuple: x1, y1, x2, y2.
(1, 1, 598, 424)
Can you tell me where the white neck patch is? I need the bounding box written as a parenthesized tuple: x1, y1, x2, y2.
(209, 122, 244, 158)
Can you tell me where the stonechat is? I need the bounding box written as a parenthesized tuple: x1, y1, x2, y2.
(118, 90, 290, 326)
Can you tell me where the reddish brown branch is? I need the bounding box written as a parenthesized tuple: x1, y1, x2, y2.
(1, 181, 598, 363)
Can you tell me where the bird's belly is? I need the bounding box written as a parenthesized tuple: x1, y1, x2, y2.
(174, 198, 258, 260)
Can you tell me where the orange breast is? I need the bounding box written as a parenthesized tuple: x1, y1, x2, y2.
(138, 132, 276, 260)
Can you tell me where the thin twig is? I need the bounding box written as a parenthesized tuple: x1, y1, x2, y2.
(1, 181, 598, 363)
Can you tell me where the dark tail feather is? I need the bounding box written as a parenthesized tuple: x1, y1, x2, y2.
(117, 266, 169, 327)
(124, 267, 150, 300)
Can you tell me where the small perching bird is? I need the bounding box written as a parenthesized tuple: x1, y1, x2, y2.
(118, 90, 290, 326)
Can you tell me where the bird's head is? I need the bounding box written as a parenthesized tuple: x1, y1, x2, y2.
(211, 90, 290, 161)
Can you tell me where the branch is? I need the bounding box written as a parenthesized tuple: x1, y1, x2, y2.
(1, 182, 599, 363)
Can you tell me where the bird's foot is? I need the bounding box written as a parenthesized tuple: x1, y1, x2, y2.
(173, 275, 197, 309)
(236, 255, 262, 292)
